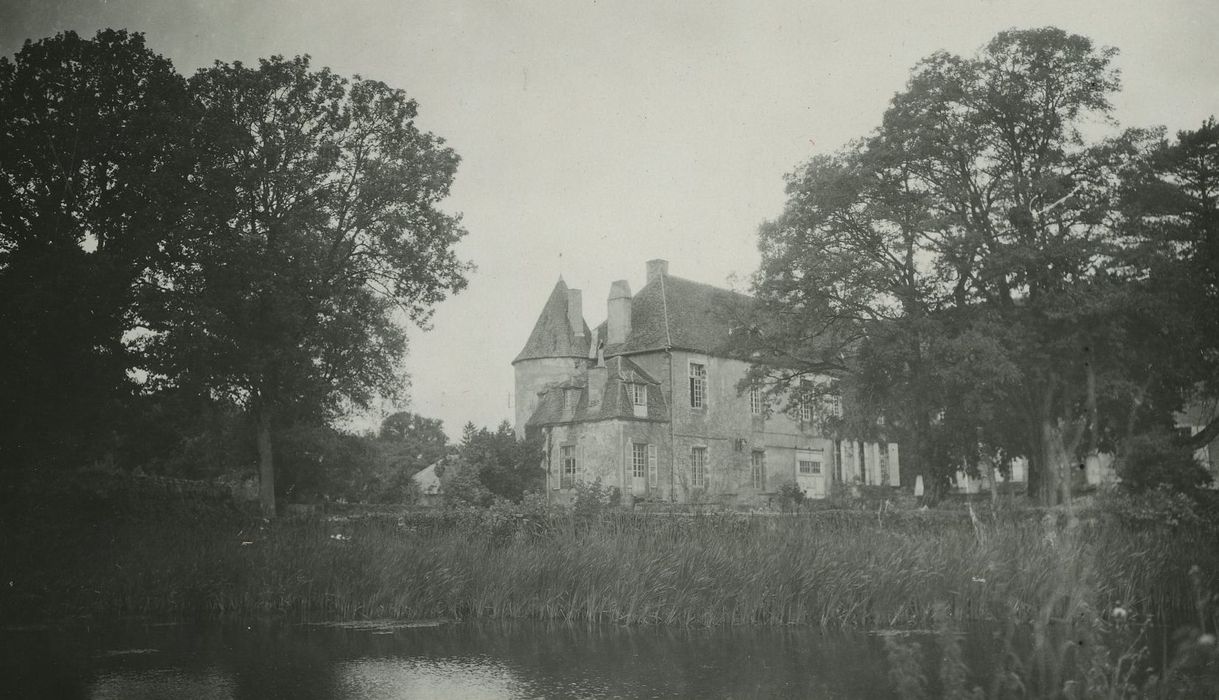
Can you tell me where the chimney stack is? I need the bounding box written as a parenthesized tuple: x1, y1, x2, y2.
(567, 288, 584, 339)
(607, 280, 632, 345)
(646, 259, 669, 283)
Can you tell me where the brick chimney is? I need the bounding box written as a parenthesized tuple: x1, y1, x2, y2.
(567, 288, 584, 340)
(607, 280, 632, 345)
(646, 259, 668, 283)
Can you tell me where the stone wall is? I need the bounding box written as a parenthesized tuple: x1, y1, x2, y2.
(513, 356, 587, 438)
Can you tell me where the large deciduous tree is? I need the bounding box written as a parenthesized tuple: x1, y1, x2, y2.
(0, 30, 196, 467)
(753, 28, 1175, 503)
(143, 56, 469, 515)
(1120, 119, 1219, 450)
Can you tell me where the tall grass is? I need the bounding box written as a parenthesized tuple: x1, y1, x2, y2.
(4, 496, 1215, 631)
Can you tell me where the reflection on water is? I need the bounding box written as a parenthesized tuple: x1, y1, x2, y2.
(2, 618, 958, 698)
(92, 669, 235, 700)
(336, 658, 528, 699)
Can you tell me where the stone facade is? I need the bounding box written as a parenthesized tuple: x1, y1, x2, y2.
(513, 260, 900, 505)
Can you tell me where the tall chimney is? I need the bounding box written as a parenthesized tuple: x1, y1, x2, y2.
(607, 280, 632, 345)
(567, 288, 584, 339)
(646, 259, 669, 283)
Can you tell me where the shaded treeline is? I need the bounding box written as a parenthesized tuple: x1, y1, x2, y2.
(0, 30, 470, 514)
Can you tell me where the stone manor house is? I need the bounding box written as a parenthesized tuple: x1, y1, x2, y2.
(513, 259, 900, 505)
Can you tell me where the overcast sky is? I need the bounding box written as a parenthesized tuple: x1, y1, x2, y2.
(3, 0, 1217, 439)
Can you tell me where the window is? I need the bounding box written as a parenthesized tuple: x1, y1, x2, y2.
(689, 362, 707, 409)
(749, 385, 762, 415)
(797, 380, 813, 423)
(632, 443, 648, 479)
(560, 445, 577, 488)
(798, 457, 821, 475)
(860, 443, 869, 484)
(632, 383, 648, 418)
(830, 395, 843, 418)
(564, 388, 579, 411)
(690, 446, 707, 488)
(751, 451, 766, 490)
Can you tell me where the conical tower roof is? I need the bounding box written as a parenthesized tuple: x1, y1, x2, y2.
(513, 278, 591, 363)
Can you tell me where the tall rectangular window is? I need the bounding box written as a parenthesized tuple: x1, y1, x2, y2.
(859, 442, 868, 484)
(560, 445, 577, 488)
(632, 443, 648, 479)
(749, 385, 762, 415)
(799, 399, 812, 423)
(689, 362, 707, 409)
(690, 446, 707, 488)
(751, 450, 766, 490)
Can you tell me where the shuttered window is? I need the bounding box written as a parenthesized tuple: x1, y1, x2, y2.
(691, 446, 707, 488)
(632, 443, 648, 478)
(647, 444, 658, 487)
(560, 445, 576, 488)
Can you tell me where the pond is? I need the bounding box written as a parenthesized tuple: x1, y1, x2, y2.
(0, 617, 1188, 698)
(0, 618, 979, 698)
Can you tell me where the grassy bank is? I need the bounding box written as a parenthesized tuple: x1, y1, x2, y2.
(3, 481, 1216, 630)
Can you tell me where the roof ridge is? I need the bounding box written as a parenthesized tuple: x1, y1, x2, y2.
(661, 274, 755, 301)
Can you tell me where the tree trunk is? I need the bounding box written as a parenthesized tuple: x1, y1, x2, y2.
(257, 404, 276, 518)
(1038, 416, 1061, 507)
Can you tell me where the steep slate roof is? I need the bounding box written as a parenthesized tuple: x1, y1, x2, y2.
(594, 274, 755, 358)
(527, 355, 669, 427)
(514, 278, 592, 364)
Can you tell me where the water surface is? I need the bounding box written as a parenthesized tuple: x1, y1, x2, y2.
(3, 618, 930, 698)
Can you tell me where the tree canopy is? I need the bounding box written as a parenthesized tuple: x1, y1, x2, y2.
(1, 33, 472, 516)
(751, 27, 1216, 502)
(0, 30, 197, 466)
(137, 55, 470, 514)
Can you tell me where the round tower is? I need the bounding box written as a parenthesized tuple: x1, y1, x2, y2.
(512, 278, 591, 438)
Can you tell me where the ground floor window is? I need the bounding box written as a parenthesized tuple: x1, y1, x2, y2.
(798, 456, 821, 475)
(691, 446, 707, 488)
(751, 450, 766, 490)
(632, 443, 648, 479)
(561, 445, 577, 487)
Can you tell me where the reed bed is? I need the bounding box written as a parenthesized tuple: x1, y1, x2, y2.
(4, 500, 1215, 630)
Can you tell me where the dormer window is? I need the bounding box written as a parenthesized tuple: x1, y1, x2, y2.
(631, 383, 648, 418)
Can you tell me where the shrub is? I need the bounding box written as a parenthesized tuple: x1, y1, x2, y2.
(442, 461, 493, 507)
(572, 478, 618, 521)
(775, 482, 805, 511)
(1117, 431, 1213, 495)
